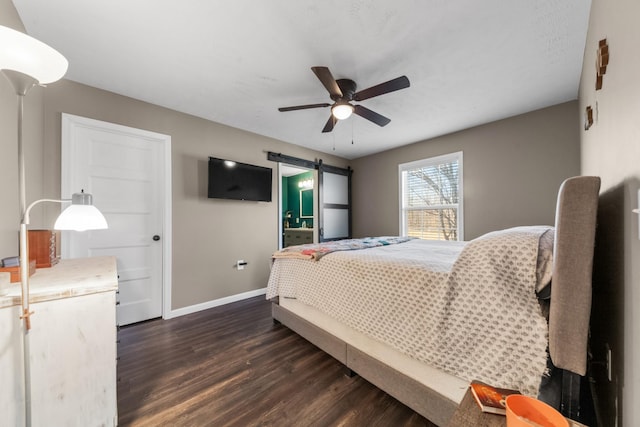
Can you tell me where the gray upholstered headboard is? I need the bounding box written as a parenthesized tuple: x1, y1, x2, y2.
(549, 176, 601, 376)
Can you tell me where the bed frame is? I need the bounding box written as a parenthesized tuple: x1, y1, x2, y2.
(271, 176, 600, 426)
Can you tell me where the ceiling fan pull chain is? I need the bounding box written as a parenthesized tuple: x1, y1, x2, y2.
(351, 119, 355, 145)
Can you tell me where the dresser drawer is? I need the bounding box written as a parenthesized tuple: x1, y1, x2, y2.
(284, 229, 314, 247)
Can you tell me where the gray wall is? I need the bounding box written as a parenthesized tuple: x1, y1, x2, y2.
(351, 101, 581, 240)
(580, 1, 640, 424)
(39, 80, 348, 310)
(0, 3, 45, 260)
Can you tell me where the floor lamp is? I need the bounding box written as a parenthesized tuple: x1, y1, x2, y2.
(1, 25, 108, 426)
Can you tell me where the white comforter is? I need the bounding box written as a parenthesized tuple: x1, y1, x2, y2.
(266, 227, 552, 396)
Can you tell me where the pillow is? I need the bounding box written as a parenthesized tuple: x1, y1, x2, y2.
(535, 227, 554, 293)
(468, 225, 554, 294)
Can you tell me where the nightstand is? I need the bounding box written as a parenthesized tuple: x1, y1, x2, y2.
(447, 388, 589, 427)
(448, 387, 505, 427)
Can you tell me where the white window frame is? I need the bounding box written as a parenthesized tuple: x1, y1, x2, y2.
(398, 151, 464, 240)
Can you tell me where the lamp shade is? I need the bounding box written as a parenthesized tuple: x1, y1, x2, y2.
(0, 25, 68, 84)
(54, 192, 108, 231)
(332, 103, 354, 120)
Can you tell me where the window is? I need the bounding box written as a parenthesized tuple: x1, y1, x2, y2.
(399, 152, 463, 241)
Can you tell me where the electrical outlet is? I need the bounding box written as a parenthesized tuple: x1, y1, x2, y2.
(606, 343, 612, 381)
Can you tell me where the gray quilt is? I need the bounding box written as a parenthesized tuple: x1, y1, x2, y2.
(267, 226, 552, 396)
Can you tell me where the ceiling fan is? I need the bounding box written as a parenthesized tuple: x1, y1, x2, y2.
(278, 66, 410, 133)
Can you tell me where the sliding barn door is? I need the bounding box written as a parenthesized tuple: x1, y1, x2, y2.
(267, 152, 352, 243)
(318, 162, 352, 242)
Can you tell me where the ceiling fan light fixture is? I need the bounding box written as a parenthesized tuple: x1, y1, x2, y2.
(332, 103, 354, 120)
(279, 67, 408, 133)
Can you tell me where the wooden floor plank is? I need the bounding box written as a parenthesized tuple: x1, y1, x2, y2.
(117, 296, 436, 426)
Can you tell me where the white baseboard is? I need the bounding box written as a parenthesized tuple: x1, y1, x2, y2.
(164, 287, 267, 320)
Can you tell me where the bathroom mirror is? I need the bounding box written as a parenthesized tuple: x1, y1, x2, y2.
(300, 188, 313, 218)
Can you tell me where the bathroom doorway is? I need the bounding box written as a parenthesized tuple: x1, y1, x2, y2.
(269, 151, 351, 248)
(279, 164, 318, 248)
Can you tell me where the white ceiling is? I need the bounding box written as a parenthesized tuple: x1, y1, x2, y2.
(13, 0, 591, 160)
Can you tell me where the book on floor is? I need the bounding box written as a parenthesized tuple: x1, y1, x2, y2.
(469, 380, 521, 415)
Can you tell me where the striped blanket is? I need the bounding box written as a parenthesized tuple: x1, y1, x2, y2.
(272, 236, 414, 261)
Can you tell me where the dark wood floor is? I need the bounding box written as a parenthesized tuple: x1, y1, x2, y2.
(117, 296, 436, 426)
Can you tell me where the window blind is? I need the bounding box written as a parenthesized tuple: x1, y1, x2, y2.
(399, 152, 463, 241)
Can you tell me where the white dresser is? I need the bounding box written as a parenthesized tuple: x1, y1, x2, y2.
(0, 257, 118, 427)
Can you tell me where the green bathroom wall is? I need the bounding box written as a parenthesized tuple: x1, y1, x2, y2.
(283, 171, 314, 228)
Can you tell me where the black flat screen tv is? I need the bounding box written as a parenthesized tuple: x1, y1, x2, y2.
(208, 157, 272, 202)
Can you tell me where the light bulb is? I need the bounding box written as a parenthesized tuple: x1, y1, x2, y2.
(332, 103, 354, 120)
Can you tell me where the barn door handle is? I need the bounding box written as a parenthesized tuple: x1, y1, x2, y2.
(153, 235, 161, 241)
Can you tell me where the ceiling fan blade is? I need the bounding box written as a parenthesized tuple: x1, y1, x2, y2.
(278, 103, 331, 112)
(353, 105, 391, 127)
(321, 115, 337, 133)
(311, 66, 343, 99)
(353, 75, 410, 101)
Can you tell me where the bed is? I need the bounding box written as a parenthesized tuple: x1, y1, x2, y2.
(266, 176, 600, 426)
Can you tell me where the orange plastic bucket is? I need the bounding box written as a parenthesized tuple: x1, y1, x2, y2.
(505, 395, 569, 427)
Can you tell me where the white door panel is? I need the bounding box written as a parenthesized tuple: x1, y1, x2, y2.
(323, 173, 349, 204)
(61, 114, 170, 325)
(319, 167, 351, 242)
(322, 208, 349, 239)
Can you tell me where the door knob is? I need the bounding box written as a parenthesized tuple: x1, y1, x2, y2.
(153, 235, 161, 241)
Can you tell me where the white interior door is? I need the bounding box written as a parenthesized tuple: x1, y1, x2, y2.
(61, 114, 171, 325)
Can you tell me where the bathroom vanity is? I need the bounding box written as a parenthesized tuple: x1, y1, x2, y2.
(283, 227, 314, 247)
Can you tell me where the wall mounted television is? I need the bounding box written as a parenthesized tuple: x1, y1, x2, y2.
(208, 157, 272, 202)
